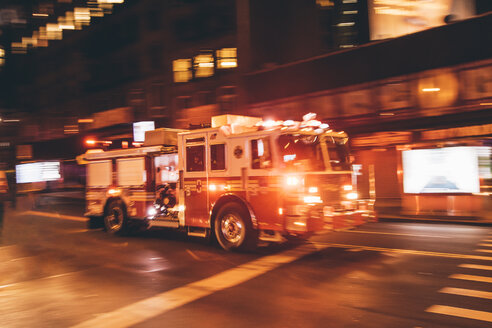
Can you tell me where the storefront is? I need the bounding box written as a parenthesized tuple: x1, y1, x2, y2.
(352, 125, 492, 220)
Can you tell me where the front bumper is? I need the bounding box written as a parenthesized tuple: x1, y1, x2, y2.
(284, 204, 324, 233)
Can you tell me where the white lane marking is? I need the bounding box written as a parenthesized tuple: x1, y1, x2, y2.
(19, 210, 86, 222)
(459, 264, 492, 271)
(0, 270, 85, 290)
(427, 305, 492, 323)
(439, 287, 492, 300)
(478, 243, 492, 247)
(341, 230, 451, 239)
(70, 243, 327, 328)
(475, 249, 492, 253)
(314, 242, 492, 261)
(450, 274, 492, 284)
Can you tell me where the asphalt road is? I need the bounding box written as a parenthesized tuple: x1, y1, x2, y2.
(1, 196, 491, 328)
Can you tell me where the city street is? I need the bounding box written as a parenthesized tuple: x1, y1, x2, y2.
(0, 197, 491, 327)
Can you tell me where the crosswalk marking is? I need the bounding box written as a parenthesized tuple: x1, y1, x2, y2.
(478, 243, 492, 247)
(439, 287, 492, 300)
(483, 239, 492, 243)
(450, 274, 492, 284)
(427, 305, 492, 323)
(459, 263, 492, 271)
(475, 249, 492, 253)
(70, 243, 327, 328)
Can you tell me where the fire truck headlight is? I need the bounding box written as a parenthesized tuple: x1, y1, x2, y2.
(147, 207, 157, 217)
(345, 192, 358, 200)
(285, 176, 300, 186)
(303, 195, 322, 204)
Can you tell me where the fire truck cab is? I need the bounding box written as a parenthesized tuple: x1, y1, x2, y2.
(81, 114, 373, 251)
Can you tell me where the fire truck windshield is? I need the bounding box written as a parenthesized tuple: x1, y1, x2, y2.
(277, 134, 325, 172)
(325, 135, 351, 171)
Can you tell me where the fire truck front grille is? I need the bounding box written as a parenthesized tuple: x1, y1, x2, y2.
(306, 173, 351, 208)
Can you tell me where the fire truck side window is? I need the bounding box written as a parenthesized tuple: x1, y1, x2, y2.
(251, 137, 272, 169)
(210, 144, 226, 171)
(186, 145, 205, 172)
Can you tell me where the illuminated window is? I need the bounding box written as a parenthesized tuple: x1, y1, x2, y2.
(0, 47, 4, 66)
(193, 53, 214, 78)
(216, 48, 237, 69)
(173, 59, 192, 82)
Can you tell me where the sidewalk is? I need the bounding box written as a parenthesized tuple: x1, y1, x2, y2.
(376, 207, 492, 226)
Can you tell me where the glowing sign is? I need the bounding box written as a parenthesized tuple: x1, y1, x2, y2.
(402, 147, 480, 194)
(16, 162, 61, 184)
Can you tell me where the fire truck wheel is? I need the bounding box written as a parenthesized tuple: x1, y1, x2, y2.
(214, 202, 257, 251)
(104, 200, 128, 235)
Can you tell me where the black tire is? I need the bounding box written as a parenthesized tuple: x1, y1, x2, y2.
(214, 202, 257, 251)
(87, 216, 103, 229)
(103, 200, 128, 235)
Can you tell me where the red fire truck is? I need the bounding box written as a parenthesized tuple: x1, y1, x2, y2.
(80, 114, 373, 251)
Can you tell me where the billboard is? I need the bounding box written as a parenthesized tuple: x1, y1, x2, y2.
(16, 161, 61, 184)
(368, 0, 475, 40)
(402, 147, 480, 194)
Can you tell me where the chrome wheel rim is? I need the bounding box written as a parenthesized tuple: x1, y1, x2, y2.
(106, 207, 123, 231)
(220, 214, 244, 245)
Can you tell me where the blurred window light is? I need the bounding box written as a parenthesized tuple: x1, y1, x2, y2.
(89, 7, 105, 17)
(216, 48, 237, 69)
(22, 37, 38, 48)
(316, 0, 334, 7)
(194, 53, 215, 78)
(337, 22, 355, 27)
(11, 42, 27, 54)
(64, 125, 79, 134)
(74, 7, 91, 25)
(46, 23, 63, 40)
(0, 47, 4, 66)
(173, 59, 192, 83)
(97, 0, 124, 3)
(33, 13, 49, 17)
(422, 88, 440, 92)
(58, 15, 75, 30)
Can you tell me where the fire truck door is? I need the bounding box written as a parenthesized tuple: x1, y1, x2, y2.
(183, 132, 209, 227)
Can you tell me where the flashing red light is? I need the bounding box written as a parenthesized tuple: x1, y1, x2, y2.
(86, 139, 96, 146)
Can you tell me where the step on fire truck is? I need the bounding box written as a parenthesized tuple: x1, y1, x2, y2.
(80, 114, 374, 251)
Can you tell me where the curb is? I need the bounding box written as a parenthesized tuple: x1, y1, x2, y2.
(377, 214, 492, 226)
